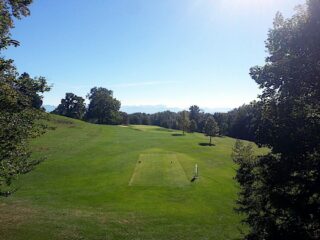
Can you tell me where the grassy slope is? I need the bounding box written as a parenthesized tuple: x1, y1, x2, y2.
(0, 115, 267, 240)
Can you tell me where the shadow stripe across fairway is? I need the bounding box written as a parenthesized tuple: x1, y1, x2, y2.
(129, 153, 190, 187)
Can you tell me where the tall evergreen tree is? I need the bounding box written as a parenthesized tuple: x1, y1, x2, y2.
(189, 105, 201, 130)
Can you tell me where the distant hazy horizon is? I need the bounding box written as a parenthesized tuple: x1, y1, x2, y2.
(44, 104, 232, 114)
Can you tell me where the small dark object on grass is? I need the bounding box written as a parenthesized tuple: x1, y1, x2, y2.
(199, 143, 214, 147)
(171, 161, 173, 164)
(172, 133, 184, 137)
(190, 176, 197, 182)
(138, 161, 141, 163)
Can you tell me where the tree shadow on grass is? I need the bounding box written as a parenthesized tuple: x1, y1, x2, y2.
(128, 127, 143, 132)
(172, 133, 184, 137)
(198, 143, 215, 146)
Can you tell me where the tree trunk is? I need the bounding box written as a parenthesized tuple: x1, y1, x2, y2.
(209, 136, 212, 145)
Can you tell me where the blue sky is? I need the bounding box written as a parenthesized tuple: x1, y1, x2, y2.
(5, 0, 304, 109)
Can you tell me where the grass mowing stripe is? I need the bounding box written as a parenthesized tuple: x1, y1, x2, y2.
(128, 157, 142, 186)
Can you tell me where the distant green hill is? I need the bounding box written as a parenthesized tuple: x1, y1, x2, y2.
(0, 114, 267, 240)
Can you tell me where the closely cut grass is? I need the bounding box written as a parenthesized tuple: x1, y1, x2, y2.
(129, 153, 189, 187)
(0, 114, 268, 240)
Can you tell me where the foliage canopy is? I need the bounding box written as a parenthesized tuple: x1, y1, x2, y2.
(0, 0, 50, 195)
(234, 1, 320, 239)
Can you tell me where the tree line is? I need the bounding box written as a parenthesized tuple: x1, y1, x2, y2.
(126, 103, 260, 142)
(51, 88, 262, 144)
(52, 93, 222, 144)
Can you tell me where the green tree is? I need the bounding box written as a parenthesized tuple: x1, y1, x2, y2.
(0, 0, 50, 196)
(189, 105, 201, 130)
(203, 117, 219, 145)
(53, 93, 86, 119)
(178, 110, 190, 135)
(0, 63, 50, 195)
(189, 119, 197, 133)
(0, 0, 32, 50)
(213, 112, 228, 135)
(147, 111, 179, 129)
(197, 112, 212, 133)
(86, 87, 121, 124)
(119, 111, 129, 125)
(235, 1, 320, 239)
(224, 101, 261, 141)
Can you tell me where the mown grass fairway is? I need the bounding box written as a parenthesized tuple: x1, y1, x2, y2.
(0, 115, 267, 240)
(129, 153, 189, 187)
